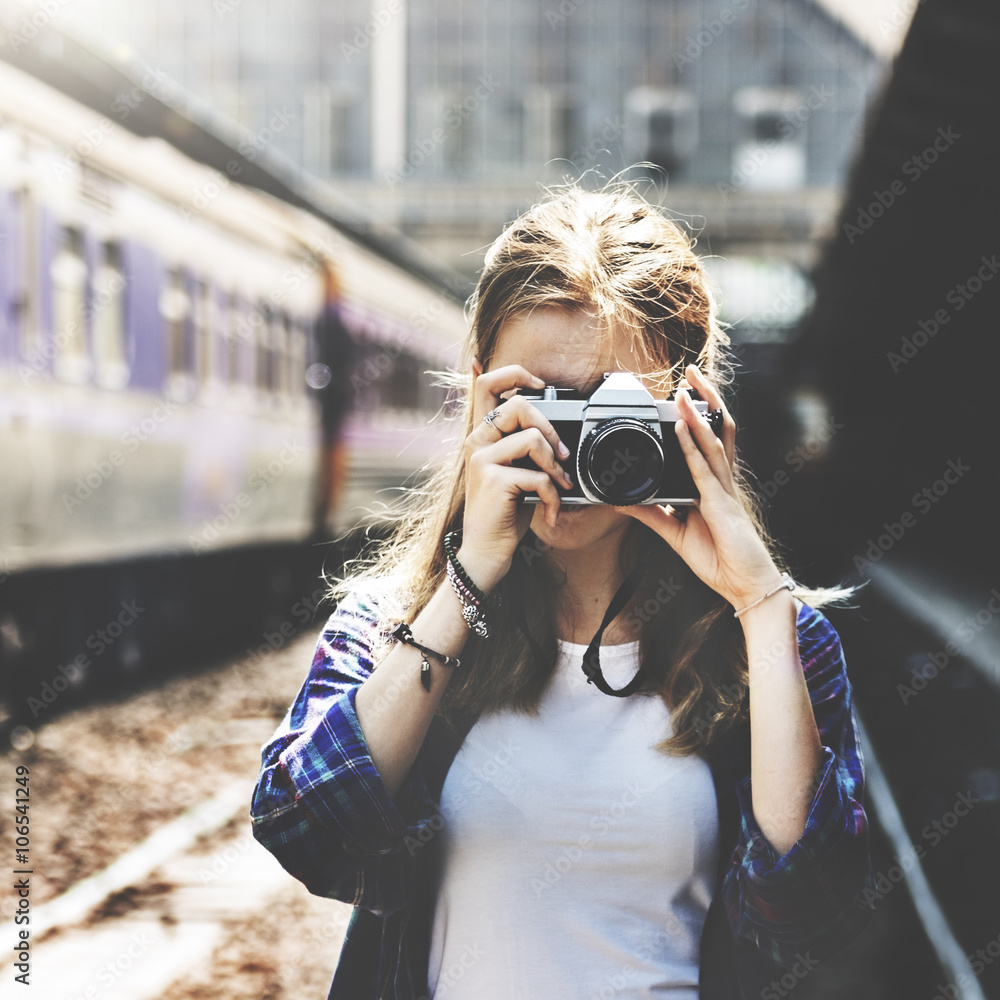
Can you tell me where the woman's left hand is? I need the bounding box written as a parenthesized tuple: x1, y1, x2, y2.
(616, 364, 784, 610)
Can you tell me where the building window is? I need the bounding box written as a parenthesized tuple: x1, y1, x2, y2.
(412, 87, 477, 176)
(625, 88, 698, 179)
(731, 87, 807, 190)
(304, 83, 366, 175)
(330, 88, 365, 173)
(495, 96, 524, 165)
(701, 256, 813, 343)
(51, 226, 88, 383)
(524, 87, 579, 168)
(93, 242, 128, 390)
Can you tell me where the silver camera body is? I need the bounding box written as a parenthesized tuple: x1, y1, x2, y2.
(516, 371, 722, 506)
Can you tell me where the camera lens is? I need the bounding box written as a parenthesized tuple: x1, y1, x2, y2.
(580, 418, 664, 504)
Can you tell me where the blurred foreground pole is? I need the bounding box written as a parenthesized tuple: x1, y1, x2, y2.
(785, 0, 1000, 583)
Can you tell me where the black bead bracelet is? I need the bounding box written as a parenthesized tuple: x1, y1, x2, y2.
(442, 530, 492, 637)
(443, 531, 487, 603)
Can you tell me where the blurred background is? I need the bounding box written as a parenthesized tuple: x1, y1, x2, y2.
(0, 0, 997, 997)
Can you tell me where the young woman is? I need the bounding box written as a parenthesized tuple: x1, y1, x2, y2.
(252, 183, 874, 999)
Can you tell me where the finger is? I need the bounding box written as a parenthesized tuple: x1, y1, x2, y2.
(488, 466, 565, 529)
(529, 471, 565, 529)
(473, 426, 574, 491)
(685, 364, 736, 469)
(676, 388, 736, 496)
(474, 365, 545, 418)
(675, 414, 732, 504)
(474, 394, 572, 464)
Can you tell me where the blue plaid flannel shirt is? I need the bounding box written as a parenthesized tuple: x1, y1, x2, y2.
(252, 591, 875, 999)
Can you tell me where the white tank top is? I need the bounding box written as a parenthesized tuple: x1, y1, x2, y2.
(428, 639, 720, 999)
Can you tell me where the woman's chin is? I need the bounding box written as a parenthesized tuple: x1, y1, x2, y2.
(530, 503, 624, 542)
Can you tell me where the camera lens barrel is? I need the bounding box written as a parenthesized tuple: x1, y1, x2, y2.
(579, 418, 664, 505)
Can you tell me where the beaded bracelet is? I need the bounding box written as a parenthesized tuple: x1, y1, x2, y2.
(447, 560, 490, 637)
(732, 573, 795, 619)
(443, 531, 487, 602)
(443, 530, 490, 637)
(390, 622, 461, 692)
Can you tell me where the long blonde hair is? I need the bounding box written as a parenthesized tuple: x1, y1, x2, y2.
(327, 180, 846, 756)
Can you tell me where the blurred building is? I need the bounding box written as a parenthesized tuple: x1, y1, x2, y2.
(69, 0, 887, 334)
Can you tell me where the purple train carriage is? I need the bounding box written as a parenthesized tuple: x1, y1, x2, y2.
(0, 54, 466, 722)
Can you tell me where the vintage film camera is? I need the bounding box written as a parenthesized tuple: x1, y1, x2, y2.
(515, 371, 724, 506)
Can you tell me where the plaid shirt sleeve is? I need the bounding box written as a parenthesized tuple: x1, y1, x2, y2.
(251, 590, 437, 917)
(722, 603, 876, 966)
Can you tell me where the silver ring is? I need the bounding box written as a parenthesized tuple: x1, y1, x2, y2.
(483, 407, 502, 430)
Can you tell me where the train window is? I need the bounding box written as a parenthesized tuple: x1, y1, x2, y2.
(350, 339, 382, 411)
(51, 226, 89, 383)
(225, 295, 237, 385)
(418, 361, 447, 414)
(385, 349, 419, 410)
(225, 292, 249, 387)
(160, 268, 192, 394)
(13, 188, 40, 364)
(269, 311, 289, 397)
(93, 243, 128, 390)
(194, 279, 215, 385)
(255, 304, 275, 395)
(288, 319, 307, 398)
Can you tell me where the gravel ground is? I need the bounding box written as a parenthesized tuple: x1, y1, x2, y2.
(1, 633, 317, 909)
(157, 869, 348, 1000)
(1, 624, 351, 996)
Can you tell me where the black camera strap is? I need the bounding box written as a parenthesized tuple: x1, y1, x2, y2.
(580, 547, 652, 697)
(512, 543, 653, 698)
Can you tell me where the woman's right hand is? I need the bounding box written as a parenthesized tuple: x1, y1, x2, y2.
(458, 360, 574, 593)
